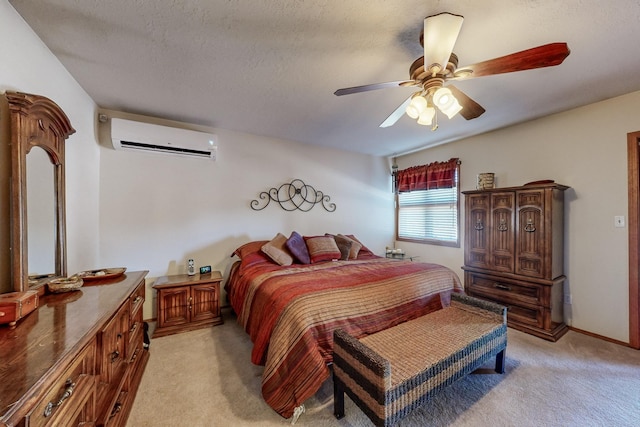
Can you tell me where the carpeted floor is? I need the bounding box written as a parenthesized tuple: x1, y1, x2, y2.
(127, 309, 640, 427)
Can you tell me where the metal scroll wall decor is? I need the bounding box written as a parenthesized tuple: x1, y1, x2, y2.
(250, 179, 336, 212)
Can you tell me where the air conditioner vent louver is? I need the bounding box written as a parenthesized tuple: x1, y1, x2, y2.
(119, 140, 213, 158)
(110, 117, 217, 160)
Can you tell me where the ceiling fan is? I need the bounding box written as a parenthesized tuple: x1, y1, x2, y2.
(334, 12, 570, 130)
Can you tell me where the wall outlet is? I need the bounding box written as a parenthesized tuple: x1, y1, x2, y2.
(614, 215, 625, 228)
(564, 294, 572, 305)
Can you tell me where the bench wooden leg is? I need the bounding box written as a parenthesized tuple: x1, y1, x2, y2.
(495, 349, 506, 374)
(333, 375, 345, 419)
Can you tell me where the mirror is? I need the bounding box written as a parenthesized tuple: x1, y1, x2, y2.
(7, 92, 75, 292)
(27, 147, 56, 276)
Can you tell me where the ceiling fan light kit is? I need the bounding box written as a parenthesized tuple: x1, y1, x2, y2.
(334, 12, 570, 131)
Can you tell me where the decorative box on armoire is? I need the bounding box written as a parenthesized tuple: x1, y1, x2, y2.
(462, 182, 569, 341)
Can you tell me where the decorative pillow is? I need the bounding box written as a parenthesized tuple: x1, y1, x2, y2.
(304, 235, 341, 263)
(345, 234, 375, 258)
(337, 234, 362, 259)
(286, 231, 311, 264)
(233, 240, 269, 259)
(261, 233, 294, 266)
(327, 234, 353, 261)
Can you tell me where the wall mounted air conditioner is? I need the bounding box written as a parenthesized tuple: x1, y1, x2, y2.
(110, 117, 217, 160)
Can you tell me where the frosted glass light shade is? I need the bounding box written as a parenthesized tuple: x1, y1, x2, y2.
(433, 87, 462, 119)
(441, 99, 462, 119)
(405, 95, 427, 119)
(417, 107, 435, 125)
(433, 87, 453, 109)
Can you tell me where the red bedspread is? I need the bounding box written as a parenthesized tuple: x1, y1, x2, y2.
(227, 250, 463, 418)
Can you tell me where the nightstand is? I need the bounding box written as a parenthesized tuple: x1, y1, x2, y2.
(152, 271, 223, 338)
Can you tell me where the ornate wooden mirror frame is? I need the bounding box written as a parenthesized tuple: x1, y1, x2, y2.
(7, 92, 75, 292)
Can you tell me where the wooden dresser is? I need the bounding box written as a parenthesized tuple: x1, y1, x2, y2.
(462, 183, 569, 341)
(0, 271, 149, 427)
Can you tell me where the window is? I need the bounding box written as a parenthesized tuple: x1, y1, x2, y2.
(396, 168, 459, 247)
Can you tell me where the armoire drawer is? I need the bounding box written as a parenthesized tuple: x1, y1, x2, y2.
(27, 339, 96, 427)
(467, 274, 544, 307)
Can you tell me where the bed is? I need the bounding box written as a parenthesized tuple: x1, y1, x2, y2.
(225, 235, 463, 419)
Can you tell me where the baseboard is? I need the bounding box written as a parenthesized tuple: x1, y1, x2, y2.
(568, 326, 631, 348)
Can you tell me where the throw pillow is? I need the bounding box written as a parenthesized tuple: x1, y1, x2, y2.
(337, 234, 362, 259)
(261, 233, 294, 266)
(304, 235, 341, 263)
(286, 231, 311, 264)
(330, 234, 353, 260)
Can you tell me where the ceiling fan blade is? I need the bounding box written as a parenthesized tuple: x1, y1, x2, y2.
(334, 80, 415, 96)
(448, 85, 485, 120)
(453, 42, 570, 79)
(380, 96, 413, 128)
(423, 12, 464, 75)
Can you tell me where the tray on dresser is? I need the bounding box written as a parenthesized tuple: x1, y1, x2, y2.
(76, 267, 127, 282)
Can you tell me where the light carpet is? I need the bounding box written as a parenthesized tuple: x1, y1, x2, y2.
(127, 309, 640, 427)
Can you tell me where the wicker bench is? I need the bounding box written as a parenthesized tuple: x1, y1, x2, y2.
(333, 293, 507, 427)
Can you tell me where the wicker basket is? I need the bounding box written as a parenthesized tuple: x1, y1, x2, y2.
(47, 276, 84, 293)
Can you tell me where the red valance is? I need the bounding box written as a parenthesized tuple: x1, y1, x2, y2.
(395, 158, 459, 193)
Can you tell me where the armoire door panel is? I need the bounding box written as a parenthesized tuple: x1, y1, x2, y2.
(516, 190, 546, 278)
(490, 193, 515, 272)
(464, 193, 490, 269)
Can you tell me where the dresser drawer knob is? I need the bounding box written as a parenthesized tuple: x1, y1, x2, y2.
(110, 350, 120, 363)
(133, 296, 143, 304)
(494, 283, 511, 291)
(44, 379, 75, 417)
(110, 402, 122, 419)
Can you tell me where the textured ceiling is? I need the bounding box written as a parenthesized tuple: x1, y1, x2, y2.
(9, 0, 640, 157)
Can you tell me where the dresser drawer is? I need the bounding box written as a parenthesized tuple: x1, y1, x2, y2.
(129, 282, 145, 321)
(127, 307, 144, 361)
(99, 302, 129, 388)
(28, 340, 96, 427)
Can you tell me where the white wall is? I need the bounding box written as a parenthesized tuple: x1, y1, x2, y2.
(96, 111, 393, 319)
(396, 91, 640, 343)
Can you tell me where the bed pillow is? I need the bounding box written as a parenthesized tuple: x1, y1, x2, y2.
(337, 234, 362, 259)
(304, 235, 341, 263)
(233, 240, 269, 259)
(327, 234, 353, 261)
(286, 231, 311, 264)
(261, 233, 294, 266)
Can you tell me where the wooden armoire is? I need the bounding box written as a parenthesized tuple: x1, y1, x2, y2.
(462, 182, 569, 341)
